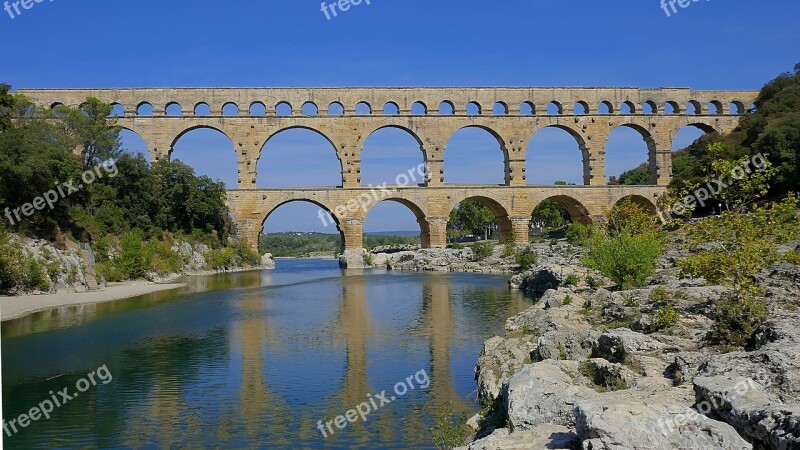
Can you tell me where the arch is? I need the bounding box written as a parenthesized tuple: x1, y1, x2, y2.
(119, 128, 151, 161)
(364, 199, 426, 246)
(466, 101, 481, 116)
(166, 102, 182, 116)
(249, 102, 267, 116)
(547, 101, 563, 115)
(729, 101, 745, 115)
(355, 102, 372, 115)
(664, 101, 679, 114)
(621, 101, 635, 114)
(439, 101, 455, 115)
(643, 101, 658, 114)
(328, 102, 345, 116)
(599, 101, 614, 114)
(687, 100, 702, 115)
(526, 125, 589, 186)
(360, 125, 425, 186)
(383, 102, 399, 116)
(256, 127, 342, 188)
(137, 102, 153, 116)
(493, 102, 508, 115)
(520, 101, 534, 116)
(708, 100, 723, 115)
(110, 103, 125, 117)
(613, 195, 658, 215)
(222, 102, 239, 116)
(302, 102, 319, 116)
(574, 101, 589, 115)
(275, 102, 292, 116)
(411, 101, 427, 115)
(533, 195, 592, 225)
(170, 126, 238, 189)
(51, 102, 67, 117)
(50, 102, 64, 110)
(447, 195, 513, 241)
(444, 126, 507, 185)
(605, 124, 656, 185)
(672, 124, 717, 152)
(194, 102, 211, 116)
(259, 199, 345, 251)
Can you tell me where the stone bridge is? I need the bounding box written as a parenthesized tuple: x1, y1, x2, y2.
(17, 87, 758, 250)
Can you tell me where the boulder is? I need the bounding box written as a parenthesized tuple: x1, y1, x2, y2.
(455, 424, 578, 450)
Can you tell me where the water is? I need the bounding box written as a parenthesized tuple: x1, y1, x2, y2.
(2, 259, 532, 449)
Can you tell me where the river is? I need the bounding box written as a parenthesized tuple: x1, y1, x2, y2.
(2, 259, 532, 449)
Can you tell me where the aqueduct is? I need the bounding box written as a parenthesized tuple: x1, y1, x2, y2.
(17, 87, 759, 251)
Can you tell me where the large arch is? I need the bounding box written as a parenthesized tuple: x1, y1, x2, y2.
(259, 199, 345, 256)
(118, 128, 151, 161)
(170, 126, 238, 189)
(526, 125, 588, 186)
(363, 199, 426, 247)
(256, 127, 343, 188)
(672, 123, 718, 152)
(443, 126, 507, 185)
(446, 195, 513, 242)
(605, 124, 656, 185)
(532, 195, 592, 225)
(612, 194, 658, 215)
(360, 126, 426, 186)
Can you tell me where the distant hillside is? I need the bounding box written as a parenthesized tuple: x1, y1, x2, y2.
(259, 232, 419, 257)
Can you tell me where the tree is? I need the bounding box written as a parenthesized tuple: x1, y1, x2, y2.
(0, 83, 13, 132)
(64, 97, 122, 169)
(618, 163, 650, 185)
(531, 200, 570, 229)
(448, 199, 494, 237)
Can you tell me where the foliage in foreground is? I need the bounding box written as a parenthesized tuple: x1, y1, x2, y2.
(582, 201, 665, 289)
(0, 226, 51, 293)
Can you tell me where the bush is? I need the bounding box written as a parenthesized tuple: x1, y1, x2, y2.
(564, 274, 579, 286)
(582, 231, 665, 289)
(514, 247, 538, 270)
(96, 260, 124, 282)
(144, 239, 183, 275)
(208, 247, 234, 270)
(586, 275, 598, 288)
(470, 241, 494, 262)
(655, 303, 680, 330)
(711, 294, 766, 347)
(229, 238, 261, 267)
(565, 223, 591, 246)
(117, 231, 146, 280)
(786, 250, 800, 265)
(649, 286, 668, 303)
(502, 232, 517, 257)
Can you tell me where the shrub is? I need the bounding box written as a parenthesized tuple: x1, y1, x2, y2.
(450, 243, 464, 250)
(786, 250, 800, 265)
(563, 295, 573, 305)
(363, 252, 374, 266)
(514, 247, 538, 270)
(208, 247, 234, 270)
(711, 294, 766, 347)
(144, 239, 183, 275)
(655, 303, 680, 330)
(586, 275, 598, 288)
(229, 238, 261, 267)
(399, 254, 415, 262)
(117, 231, 146, 279)
(564, 274, 579, 286)
(471, 241, 494, 262)
(649, 286, 668, 303)
(582, 231, 665, 289)
(96, 261, 124, 282)
(430, 402, 468, 450)
(565, 223, 591, 246)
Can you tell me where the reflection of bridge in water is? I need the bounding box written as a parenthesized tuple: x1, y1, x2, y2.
(20, 87, 758, 250)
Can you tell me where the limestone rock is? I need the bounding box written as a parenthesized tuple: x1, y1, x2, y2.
(455, 424, 578, 450)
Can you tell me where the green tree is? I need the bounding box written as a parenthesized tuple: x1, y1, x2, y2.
(531, 200, 571, 229)
(64, 97, 122, 169)
(0, 83, 14, 132)
(618, 163, 650, 185)
(448, 199, 494, 237)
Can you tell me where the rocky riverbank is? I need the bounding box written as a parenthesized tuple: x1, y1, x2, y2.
(455, 239, 800, 450)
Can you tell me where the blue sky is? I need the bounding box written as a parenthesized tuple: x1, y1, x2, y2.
(2, 0, 798, 233)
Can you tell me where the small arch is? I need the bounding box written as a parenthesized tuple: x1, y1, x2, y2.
(50, 102, 67, 117)
(439, 101, 455, 115)
(547, 101, 563, 115)
(643, 101, 657, 114)
(327, 102, 344, 116)
(613, 195, 658, 216)
(574, 101, 589, 115)
(222, 102, 239, 116)
(708, 101, 723, 115)
(194, 102, 211, 116)
(729, 101, 745, 115)
(664, 101, 679, 115)
(520, 102, 534, 116)
(275, 102, 292, 116)
(137, 102, 153, 116)
(493, 102, 508, 115)
(598, 101, 613, 114)
(50, 102, 64, 110)
(621, 101, 635, 114)
(383, 102, 399, 116)
(110, 103, 125, 117)
(249, 102, 266, 116)
(355, 102, 372, 115)
(687, 100, 702, 115)
(411, 101, 427, 115)
(533, 196, 592, 226)
(166, 102, 182, 116)
(467, 101, 481, 116)
(302, 102, 319, 116)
